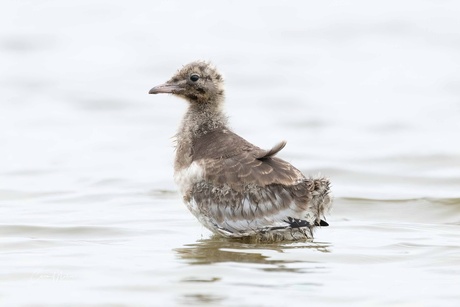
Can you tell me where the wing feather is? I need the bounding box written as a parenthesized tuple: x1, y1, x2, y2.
(192, 129, 304, 190)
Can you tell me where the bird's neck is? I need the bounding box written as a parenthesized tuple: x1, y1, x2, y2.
(174, 102, 228, 171)
(185, 102, 228, 136)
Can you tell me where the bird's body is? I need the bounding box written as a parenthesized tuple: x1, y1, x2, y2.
(149, 61, 331, 241)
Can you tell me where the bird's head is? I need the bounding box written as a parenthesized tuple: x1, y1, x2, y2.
(149, 61, 225, 105)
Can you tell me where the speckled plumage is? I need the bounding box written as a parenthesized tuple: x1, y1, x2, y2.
(149, 61, 332, 241)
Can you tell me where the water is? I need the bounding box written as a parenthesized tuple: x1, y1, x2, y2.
(1, 0, 460, 306)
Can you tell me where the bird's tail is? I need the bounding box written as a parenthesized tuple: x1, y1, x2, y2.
(309, 177, 332, 226)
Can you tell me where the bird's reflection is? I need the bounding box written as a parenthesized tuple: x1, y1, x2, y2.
(174, 235, 331, 269)
(175, 236, 331, 305)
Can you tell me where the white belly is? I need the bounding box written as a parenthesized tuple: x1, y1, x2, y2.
(174, 161, 204, 196)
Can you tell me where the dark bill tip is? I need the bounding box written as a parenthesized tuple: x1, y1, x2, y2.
(148, 83, 181, 94)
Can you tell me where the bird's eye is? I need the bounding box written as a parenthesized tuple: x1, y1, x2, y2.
(190, 74, 200, 82)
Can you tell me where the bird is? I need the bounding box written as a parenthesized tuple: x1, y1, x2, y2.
(149, 61, 331, 241)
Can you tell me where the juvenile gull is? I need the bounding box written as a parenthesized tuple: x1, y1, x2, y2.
(149, 61, 331, 241)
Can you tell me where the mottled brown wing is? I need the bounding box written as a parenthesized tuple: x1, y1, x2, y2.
(192, 129, 304, 190)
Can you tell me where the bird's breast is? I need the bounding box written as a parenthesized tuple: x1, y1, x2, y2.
(174, 161, 205, 196)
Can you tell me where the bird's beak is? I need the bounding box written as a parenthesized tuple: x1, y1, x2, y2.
(148, 83, 181, 94)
